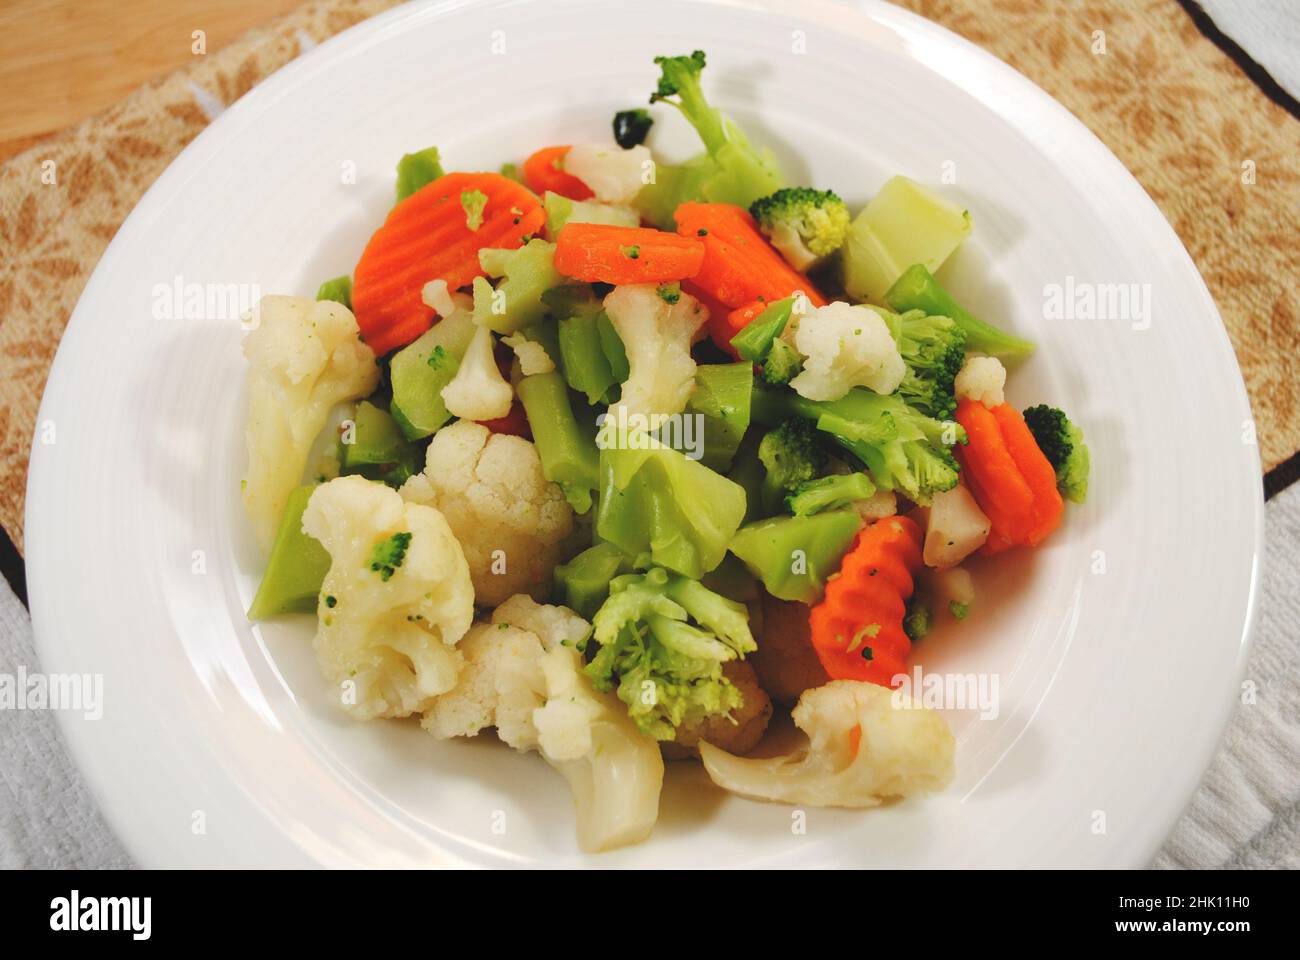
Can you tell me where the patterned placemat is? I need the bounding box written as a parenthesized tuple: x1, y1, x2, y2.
(1, 0, 1296, 552)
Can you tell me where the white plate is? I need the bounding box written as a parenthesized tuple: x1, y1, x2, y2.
(26, 0, 1263, 867)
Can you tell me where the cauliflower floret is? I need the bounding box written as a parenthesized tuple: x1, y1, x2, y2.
(923, 483, 991, 568)
(242, 295, 379, 550)
(439, 320, 513, 421)
(662, 660, 772, 759)
(419, 622, 544, 741)
(563, 143, 653, 205)
(400, 420, 572, 606)
(533, 641, 665, 852)
(421, 279, 464, 317)
(502, 332, 555, 376)
(699, 679, 955, 807)
(424, 595, 664, 852)
(954, 354, 1006, 407)
(603, 283, 707, 421)
(422, 595, 590, 747)
(493, 593, 591, 649)
(302, 475, 474, 721)
(789, 301, 905, 402)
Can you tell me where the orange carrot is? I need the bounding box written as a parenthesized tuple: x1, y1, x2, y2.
(554, 223, 705, 284)
(960, 467, 1018, 556)
(682, 280, 741, 358)
(954, 399, 1036, 547)
(673, 202, 825, 309)
(352, 172, 544, 355)
(991, 404, 1064, 544)
(522, 145, 593, 201)
(808, 515, 923, 687)
(955, 399, 1064, 551)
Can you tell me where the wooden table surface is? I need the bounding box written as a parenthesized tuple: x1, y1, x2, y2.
(0, 0, 303, 163)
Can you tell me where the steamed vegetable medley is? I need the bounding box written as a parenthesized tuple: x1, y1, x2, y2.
(241, 51, 1091, 852)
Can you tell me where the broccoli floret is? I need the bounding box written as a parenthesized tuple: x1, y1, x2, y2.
(903, 597, 932, 641)
(753, 384, 964, 505)
(893, 309, 967, 420)
(949, 600, 970, 620)
(786, 472, 876, 517)
(749, 187, 851, 271)
(650, 52, 723, 145)
(585, 566, 756, 740)
(367, 531, 412, 581)
(1023, 404, 1090, 503)
(613, 108, 654, 149)
(644, 51, 783, 214)
(758, 419, 826, 512)
(761, 337, 803, 385)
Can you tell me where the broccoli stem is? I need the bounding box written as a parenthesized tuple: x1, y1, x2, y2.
(516, 371, 600, 513)
(730, 296, 794, 362)
(315, 275, 352, 309)
(885, 264, 1034, 359)
(669, 78, 728, 156)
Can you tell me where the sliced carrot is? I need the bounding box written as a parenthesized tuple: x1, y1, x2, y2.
(808, 515, 923, 688)
(991, 404, 1064, 545)
(352, 172, 544, 355)
(673, 202, 825, 309)
(954, 399, 1037, 547)
(554, 223, 705, 284)
(680, 280, 740, 357)
(523, 145, 593, 201)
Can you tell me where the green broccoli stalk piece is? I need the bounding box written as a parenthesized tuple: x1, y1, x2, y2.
(761, 337, 803, 385)
(1023, 405, 1091, 503)
(638, 51, 784, 222)
(664, 575, 756, 655)
(885, 264, 1034, 360)
(585, 567, 756, 740)
(758, 419, 827, 513)
(394, 146, 444, 201)
(752, 384, 964, 505)
(903, 597, 932, 641)
(613, 108, 654, 149)
(730, 296, 793, 362)
(749, 187, 851, 271)
(460, 189, 488, 230)
(596, 436, 748, 579)
(367, 531, 412, 581)
(315, 275, 353, 309)
(786, 472, 876, 517)
(891, 309, 967, 421)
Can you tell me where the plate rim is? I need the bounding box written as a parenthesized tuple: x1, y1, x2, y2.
(24, 0, 1265, 868)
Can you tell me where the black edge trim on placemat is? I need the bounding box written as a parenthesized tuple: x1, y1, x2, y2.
(0, 524, 26, 608)
(1179, 1, 1300, 122)
(1265, 449, 1300, 501)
